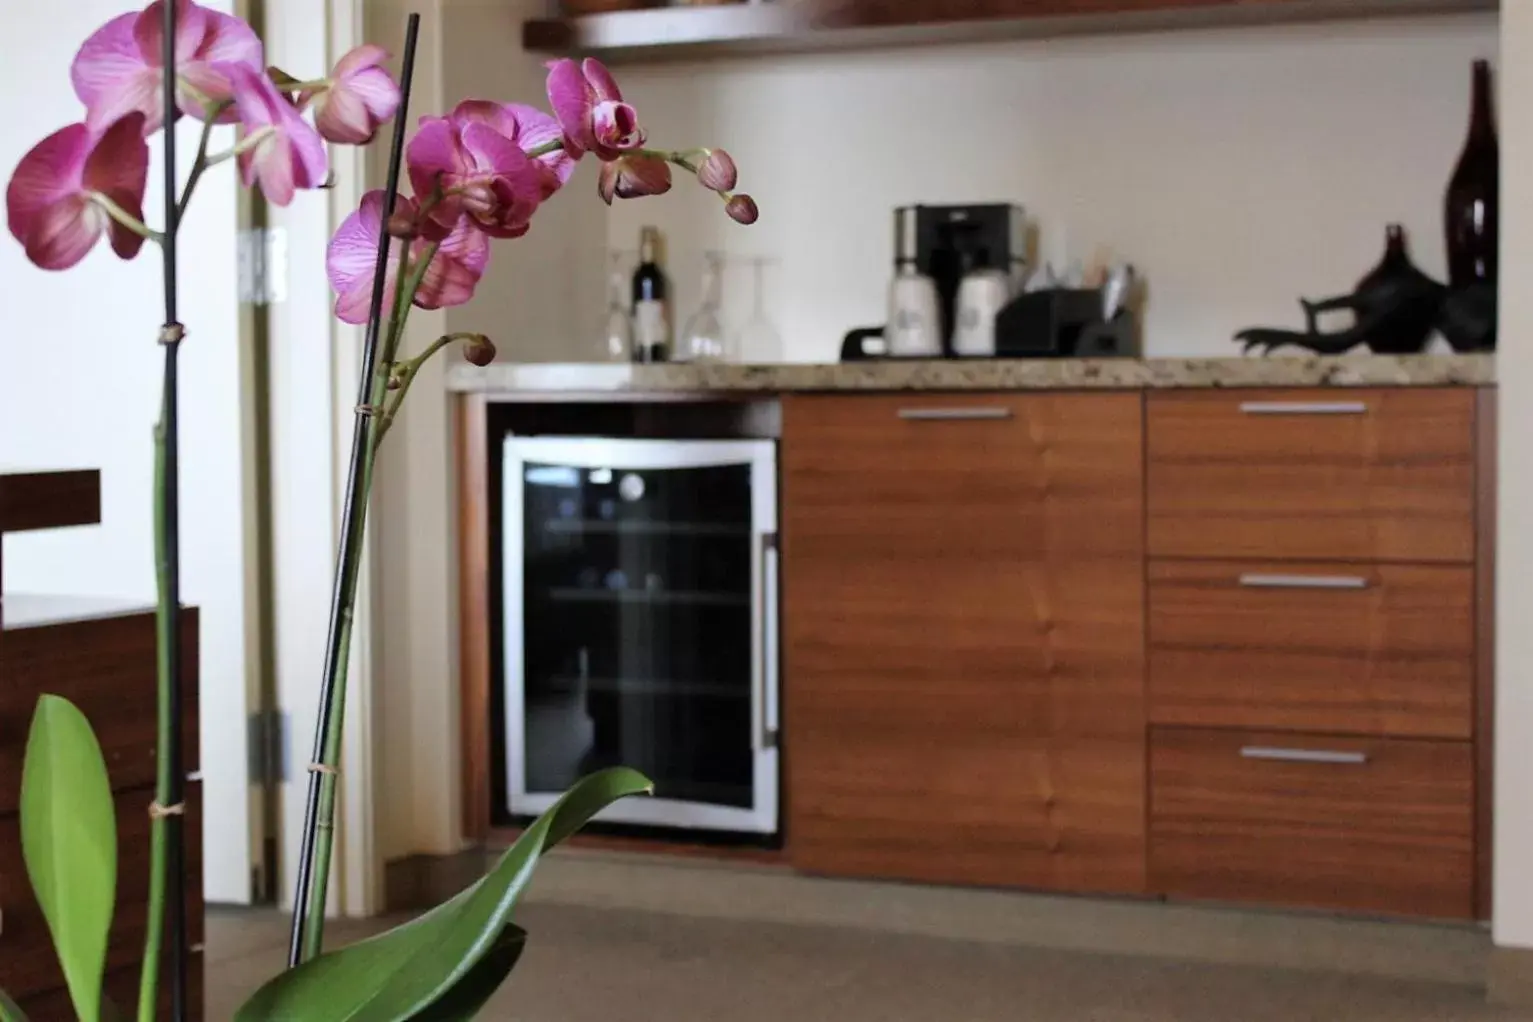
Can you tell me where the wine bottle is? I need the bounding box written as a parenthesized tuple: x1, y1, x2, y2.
(631, 225, 670, 363)
(1444, 59, 1499, 288)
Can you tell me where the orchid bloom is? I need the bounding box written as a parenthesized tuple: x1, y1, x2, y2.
(227, 64, 328, 208)
(6, 114, 150, 271)
(597, 153, 672, 205)
(450, 100, 576, 201)
(71, 0, 263, 134)
(327, 190, 490, 325)
(406, 115, 546, 239)
(545, 58, 644, 161)
(305, 44, 402, 145)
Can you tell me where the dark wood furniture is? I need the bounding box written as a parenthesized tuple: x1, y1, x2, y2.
(456, 383, 1494, 922)
(0, 470, 204, 1017)
(522, 0, 1494, 62)
(1144, 387, 1486, 920)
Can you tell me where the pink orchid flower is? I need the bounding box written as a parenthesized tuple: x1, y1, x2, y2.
(227, 64, 328, 208)
(406, 115, 546, 239)
(545, 58, 644, 160)
(71, 0, 263, 134)
(449, 100, 576, 201)
(304, 44, 401, 145)
(6, 114, 150, 271)
(327, 190, 490, 325)
(597, 153, 672, 205)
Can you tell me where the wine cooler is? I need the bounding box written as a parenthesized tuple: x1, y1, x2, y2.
(501, 436, 780, 836)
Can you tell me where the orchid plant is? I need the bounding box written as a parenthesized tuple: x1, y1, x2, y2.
(3, 1, 755, 1019)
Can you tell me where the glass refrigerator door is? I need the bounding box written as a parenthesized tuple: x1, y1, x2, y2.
(503, 437, 779, 834)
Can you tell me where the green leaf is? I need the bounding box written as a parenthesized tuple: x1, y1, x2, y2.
(19, 695, 116, 1022)
(234, 767, 651, 1022)
(410, 926, 526, 1021)
(0, 987, 30, 1021)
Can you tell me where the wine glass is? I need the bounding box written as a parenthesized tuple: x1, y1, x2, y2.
(734, 257, 781, 364)
(601, 250, 633, 362)
(678, 251, 729, 362)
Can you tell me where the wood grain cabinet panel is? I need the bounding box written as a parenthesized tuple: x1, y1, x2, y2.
(1149, 727, 1474, 919)
(0, 789, 205, 1001)
(1146, 388, 1474, 562)
(782, 393, 1146, 895)
(1148, 560, 1473, 738)
(0, 610, 199, 815)
(19, 956, 204, 1021)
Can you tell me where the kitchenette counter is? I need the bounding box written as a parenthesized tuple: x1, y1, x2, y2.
(445, 352, 1494, 396)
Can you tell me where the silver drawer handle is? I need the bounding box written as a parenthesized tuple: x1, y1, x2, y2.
(1241, 746, 1368, 765)
(1238, 573, 1369, 590)
(1238, 401, 1367, 415)
(897, 407, 1013, 421)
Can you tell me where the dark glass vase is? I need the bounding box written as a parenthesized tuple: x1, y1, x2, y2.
(1444, 59, 1499, 288)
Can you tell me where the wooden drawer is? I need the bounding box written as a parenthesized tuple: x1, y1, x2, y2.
(781, 392, 1145, 560)
(0, 788, 204, 1000)
(1149, 727, 1473, 918)
(1146, 388, 1474, 562)
(1148, 560, 1473, 738)
(0, 609, 199, 814)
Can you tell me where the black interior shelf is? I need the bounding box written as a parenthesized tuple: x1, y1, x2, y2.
(547, 587, 750, 607)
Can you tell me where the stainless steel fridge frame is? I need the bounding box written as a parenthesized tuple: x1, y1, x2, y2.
(501, 435, 780, 835)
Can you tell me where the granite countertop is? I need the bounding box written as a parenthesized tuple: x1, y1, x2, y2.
(445, 353, 1494, 396)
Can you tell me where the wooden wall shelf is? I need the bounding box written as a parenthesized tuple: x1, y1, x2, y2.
(523, 0, 1495, 63)
(0, 469, 100, 534)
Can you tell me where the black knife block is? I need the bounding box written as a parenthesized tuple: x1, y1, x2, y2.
(994, 288, 1139, 358)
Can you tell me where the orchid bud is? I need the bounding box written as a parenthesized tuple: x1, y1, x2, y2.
(461, 334, 498, 367)
(386, 211, 419, 239)
(725, 193, 759, 226)
(697, 149, 738, 193)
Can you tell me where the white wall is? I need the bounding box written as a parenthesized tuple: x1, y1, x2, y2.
(1494, 1, 1531, 952)
(608, 14, 1499, 362)
(0, 0, 252, 905)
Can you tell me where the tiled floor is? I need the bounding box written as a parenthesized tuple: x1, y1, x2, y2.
(207, 901, 1533, 1021)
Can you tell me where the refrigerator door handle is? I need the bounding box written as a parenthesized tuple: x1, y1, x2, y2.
(757, 531, 780, 752)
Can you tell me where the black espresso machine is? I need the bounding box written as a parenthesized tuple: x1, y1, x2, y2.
(842, 202, 1139, 360)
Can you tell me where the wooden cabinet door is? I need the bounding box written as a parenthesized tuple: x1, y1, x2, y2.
(782, 393, 1145, 895)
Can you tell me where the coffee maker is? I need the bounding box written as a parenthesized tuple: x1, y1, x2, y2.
(903, 204, 1027, 356)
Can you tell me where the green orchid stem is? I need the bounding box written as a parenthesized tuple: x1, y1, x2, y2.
(138, 393, 174, 1022)
(381, 328, 476, 442)
(202, 125, 273, 171)
(176, 102, 232, 219)
(90, 193, 163, 245)
(176, 74, 214, 111)
(295, 240, 440, 962)
(524, 137, 565, 159)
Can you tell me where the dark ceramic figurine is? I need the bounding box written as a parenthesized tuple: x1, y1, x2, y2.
(1236, 225, 1445, 356)
(1438, 281, 1496, 352)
